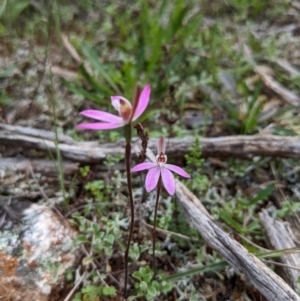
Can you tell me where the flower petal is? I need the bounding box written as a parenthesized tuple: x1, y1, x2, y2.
(131, 162, 156, 172)
(145, 167, 161, 192)
(164, 164, 191, 178)
(132, 84, 151, 120)
(79, 110, 122, 123)
(161, 168, 176, 195)
(76, 122, 123, 130)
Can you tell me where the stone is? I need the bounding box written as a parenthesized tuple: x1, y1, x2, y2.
(0, 199, 78, 301)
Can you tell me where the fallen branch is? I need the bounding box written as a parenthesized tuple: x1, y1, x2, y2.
(2, 123, 300, 162)
(255, 65, 300, 106)
(0, 158, 79, 176)
(0, 123, 74, 143)
(259, 210, 300, 291)
(175, 180, 300, 301)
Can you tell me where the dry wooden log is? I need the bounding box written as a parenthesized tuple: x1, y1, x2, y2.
(0, 123, 75, 144)
(2, 123, 300, 162)
(0, 158, 79, 176)
(259, 209, 300, 291)
(272, 58, 300, 77)
(255, 66, 300, 106)
(175, 180, 300, 301)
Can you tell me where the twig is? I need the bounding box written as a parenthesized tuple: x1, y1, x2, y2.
(142, 220, 201, 242)
(63, 270, 88, 301)
(263, 259, 300, 272)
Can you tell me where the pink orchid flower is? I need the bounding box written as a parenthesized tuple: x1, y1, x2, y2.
(76, 85, 151, 130)
(131, 137, 190, 195)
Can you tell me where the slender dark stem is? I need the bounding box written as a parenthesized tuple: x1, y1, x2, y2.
(123, 85, 140, 298)
(152, 176, 162, 274)
(124, 141, 134, 298)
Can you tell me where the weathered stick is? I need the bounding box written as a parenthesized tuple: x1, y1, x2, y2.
(0, 123, 74, 144)
(175, 180, 300, 301)
(259, 210, 300, 291)
(0, 158, 79, 176)
(1, 123, 300, 162)
(255, 65, 300, 106)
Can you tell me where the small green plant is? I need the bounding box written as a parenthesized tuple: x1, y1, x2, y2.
(73, 284, 116, 301)
(0, 0, 31, 24)
(79, 166, 90, 177)
(225, 80, 264, 135)
(104, 154, 123, 169)
(276, 201, 300, 219)
(71, 211, 125, 300)
(129, 266, 172, 301)
(226, 0, 268, 20)
(240, 81, 263, 134)
(219, 183, 275, 236)
(185, 137, 209, 192)
(0, 90, 11, 108)
(129, 242, 149, 261)
(84, 180, 110, 200)
(228, 159, 250, 177)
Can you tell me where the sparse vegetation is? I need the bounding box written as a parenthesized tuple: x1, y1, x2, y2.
(1, 0, 300, 300)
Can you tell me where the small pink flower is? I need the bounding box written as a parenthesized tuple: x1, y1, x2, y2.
(131, 137, 190, 195)
(76, 85, 151, 130)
